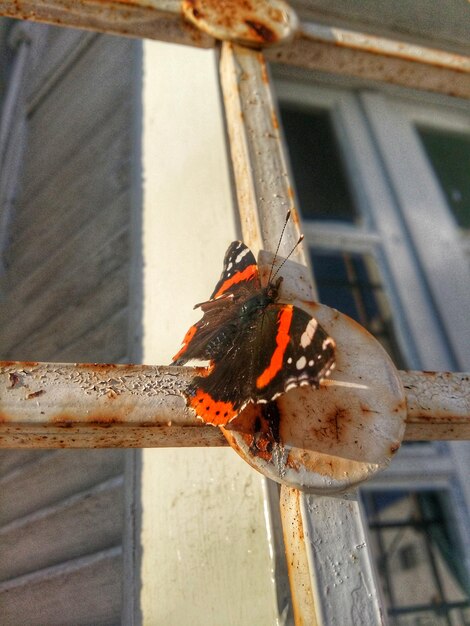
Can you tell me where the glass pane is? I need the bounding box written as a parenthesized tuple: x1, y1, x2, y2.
(362, 490, 470, 626)
(279, 104, 359, 223)
(311, 249, 405, 368)
(417, 126, 470, 230)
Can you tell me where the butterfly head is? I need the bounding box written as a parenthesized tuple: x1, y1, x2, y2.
(265, 275, 283, 303)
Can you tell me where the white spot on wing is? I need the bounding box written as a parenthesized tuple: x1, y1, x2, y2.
(296, 356, 307, 370)
(300, 318, 318, 348)
(235, 248, 250, 264)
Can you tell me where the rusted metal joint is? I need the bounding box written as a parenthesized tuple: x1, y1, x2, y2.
(181, 0, 298, 48)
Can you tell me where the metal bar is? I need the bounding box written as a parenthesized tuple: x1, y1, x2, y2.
(0, 1, 468, 99)
(219, 41, 310, 269)
(279, 486, 318, 626)
(403, 371, 470, 441)
(0, 361, 226, 448)
(299, 492, 385, 626)
(0, 364, 469, 448)
(266, 23, 470, 100)
(218, 41, 385, 626)
(0, 0, 214, 48)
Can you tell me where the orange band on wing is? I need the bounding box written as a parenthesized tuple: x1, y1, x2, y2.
(189, 388, 237, 426)
(256, 305, 293, 389)
(172, 324, 198, 361)
(214, 264, 257, 298)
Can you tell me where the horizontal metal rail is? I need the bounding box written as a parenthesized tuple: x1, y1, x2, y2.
(0, 0, 469, 98)
(0, 362, 468, 448)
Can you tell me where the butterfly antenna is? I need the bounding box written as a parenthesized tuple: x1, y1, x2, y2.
(267, 210, 291, 284)
(271, 234, 304, 282)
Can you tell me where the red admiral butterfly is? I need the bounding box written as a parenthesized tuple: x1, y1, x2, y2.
(172, 237, 335, 426)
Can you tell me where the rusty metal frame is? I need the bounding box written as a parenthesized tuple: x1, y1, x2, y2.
(0, 3, 469, 625)
(0, 0, 469, 99)
(1, 362, 469, 448)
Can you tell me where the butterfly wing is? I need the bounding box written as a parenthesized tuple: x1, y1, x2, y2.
(209, 241, 260, 299)
(186, 303, 335, 425)
(172, 241, 260, 364)
(251, 304, 335, 402)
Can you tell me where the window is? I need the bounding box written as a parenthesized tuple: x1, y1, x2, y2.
(362, 489, 470, 626)
(274, 72, 470, 626)
(417, 127, 470, 231)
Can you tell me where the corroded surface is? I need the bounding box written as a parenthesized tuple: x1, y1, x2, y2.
(223, 298, 407, 494)
(182, 0, 297, 47)
(0, 362, 226, 447)
(403, 370, 470, 440)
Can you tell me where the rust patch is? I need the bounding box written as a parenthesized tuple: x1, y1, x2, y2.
(79, 362, 118, 369)
(27, 389, 45, 399)
(271, 110, 279, 129)
(244, 19, 277, 44)
(8, 373, 20, 388)
(259, 54, 270, 83)
(390, 442, 401, 455)
(225, 402, 279, 462)
(290, 207, 300, 225)
(181, 0, 295, 47)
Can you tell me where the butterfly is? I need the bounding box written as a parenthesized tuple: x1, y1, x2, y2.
(172, 233, 335, 426)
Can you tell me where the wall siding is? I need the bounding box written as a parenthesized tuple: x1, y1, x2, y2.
(0, 20, 136, 624)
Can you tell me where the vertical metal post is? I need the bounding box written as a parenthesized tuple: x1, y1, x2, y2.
(219, 41, 385, 625)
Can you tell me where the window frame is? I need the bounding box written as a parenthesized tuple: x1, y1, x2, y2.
(274, 76, 470, 371)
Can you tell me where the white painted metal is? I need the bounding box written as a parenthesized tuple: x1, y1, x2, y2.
(219, 41, 385, 625)
(300, 492, 385, 626)
(137, 40, 281, 625)
(0, 362, 468, 446)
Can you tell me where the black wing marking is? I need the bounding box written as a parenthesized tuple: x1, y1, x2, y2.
(172, 241, 259, 364)
(209, 241, 260, 300)
(187, 303, 335, 420)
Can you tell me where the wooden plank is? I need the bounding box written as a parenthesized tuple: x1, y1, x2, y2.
(19, 34, 135, 204)
(0, 221, 129, 354)
(25, 24, 97, 102)
(0, 450, 48, 474)
(0, 449, 124, 525)
(9, 99, 132, 272)
(0, 476, 123, 581)
(0, 547, 122, 625)
(51, 306, 130, 363)
(10, 263, 130, 361)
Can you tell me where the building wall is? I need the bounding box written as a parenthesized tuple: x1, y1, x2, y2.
(0, 21, 137, 625)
